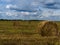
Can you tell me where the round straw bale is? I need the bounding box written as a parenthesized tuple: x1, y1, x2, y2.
(38, 21, 58, 37)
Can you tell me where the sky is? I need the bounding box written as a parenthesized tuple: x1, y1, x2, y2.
(0, 0, 60, 21)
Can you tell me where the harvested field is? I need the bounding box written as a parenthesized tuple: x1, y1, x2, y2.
(0, 20, 59, 45)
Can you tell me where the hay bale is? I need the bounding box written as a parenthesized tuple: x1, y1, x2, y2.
(38, 21, 58, 37)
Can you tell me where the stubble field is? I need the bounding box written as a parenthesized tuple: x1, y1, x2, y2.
(0, 20, 59, 45)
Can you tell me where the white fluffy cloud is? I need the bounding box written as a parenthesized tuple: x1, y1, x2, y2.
(6, 4, 11, 9)
(6, 4, 17, 9)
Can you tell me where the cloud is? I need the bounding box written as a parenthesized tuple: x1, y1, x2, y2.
(5, 0, 11, 2)
(53, 10, 60, 16)
(0, 11, 17, 16)
(6, 4, 11, 9)
(1, 0, 11, 3)
(0, 11, 37, 17)
(20, 12, 30, 15)
(44, 0, 54, 4)
(31, 2, 39, 6)
(41, 9, 52, 17)
(6, 12, 16, 16)
(40, 8, 60, 18)
(6, 4, 17, 9)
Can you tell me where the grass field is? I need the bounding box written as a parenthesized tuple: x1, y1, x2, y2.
(0, 20, 59, 45)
